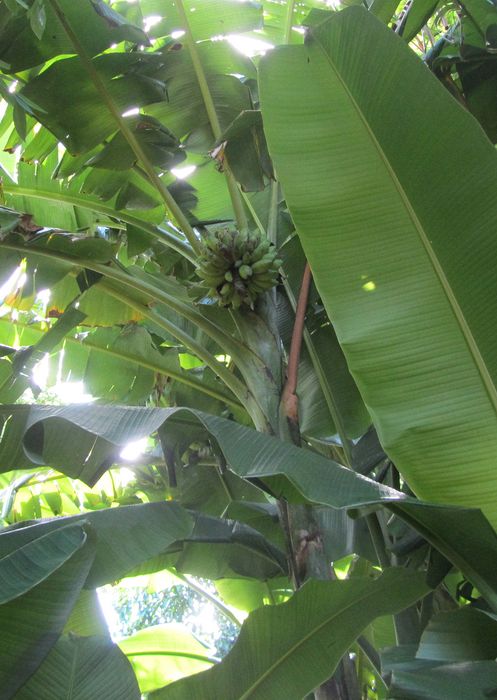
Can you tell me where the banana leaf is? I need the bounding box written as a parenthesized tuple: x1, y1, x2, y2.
(151, 568, 428, 700)
(2, 404, 497, 608)
(259, 7, 497, 530)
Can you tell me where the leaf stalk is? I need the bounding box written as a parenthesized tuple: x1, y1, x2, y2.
(175, 0, 248, 233)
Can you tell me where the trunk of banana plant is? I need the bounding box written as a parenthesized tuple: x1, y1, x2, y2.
(242, 281, 360, 699)
(290, 504, 360, 700)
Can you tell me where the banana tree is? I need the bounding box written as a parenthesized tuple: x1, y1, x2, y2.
(1, 0, 497, 698)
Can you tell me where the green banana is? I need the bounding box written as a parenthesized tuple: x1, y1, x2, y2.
(239, 264, 253, 280)
(195, 226, 281, 309)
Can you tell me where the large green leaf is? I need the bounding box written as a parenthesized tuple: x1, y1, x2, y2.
(0, 0, 147, 72)
(20, 54, 166, 154)
(138, 0, 263, 40)
(0, 522, 87, 603)
(3, 404, 497, 607)
(0, 523, 95, 697)
(0, 501, 285, 585)
(259, 7, 497, 529)
(0, 502, 193, 588)
(15, 634, 140, 700)
(151, 568, 428, 700)
(119, 623, 215, 693)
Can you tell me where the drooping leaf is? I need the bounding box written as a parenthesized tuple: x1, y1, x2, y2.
(459, 0, 497, 52)
(27, 0, 47, 42)
(401, 0, 440, 42)
(0, 305, 86, 403)
(3, 157, 103, 231)
(146, 72, 252, 153)
(86, 116, 185, 172)
(221, 110, 274, 192)
(0, 502, 194, 588)
(0, 317, 238, 408)
(167, 512, 287, 581)
(2, 405, 497, 607)
(0, 501, 285, 586)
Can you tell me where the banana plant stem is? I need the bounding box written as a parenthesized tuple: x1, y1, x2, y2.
(280, 262, 312, 445)
(282, 276, 355, 467)
(283, 0, 296, 44)
(267, 182, 279, 245)
(366, 513, 391, 569)
(175, 0, 248, 233)
(46, 0, 201, 255)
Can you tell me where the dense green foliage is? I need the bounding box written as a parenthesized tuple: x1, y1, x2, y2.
(2, 0, 497, 698)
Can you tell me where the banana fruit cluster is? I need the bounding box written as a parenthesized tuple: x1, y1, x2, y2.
(196, 228, 282, 309)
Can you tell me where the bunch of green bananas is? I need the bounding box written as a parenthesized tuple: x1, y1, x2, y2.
(195, 228, 282, 309)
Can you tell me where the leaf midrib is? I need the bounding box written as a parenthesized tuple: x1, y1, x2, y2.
(239, 575, 417, 699)
(309, 22, 497, 421)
